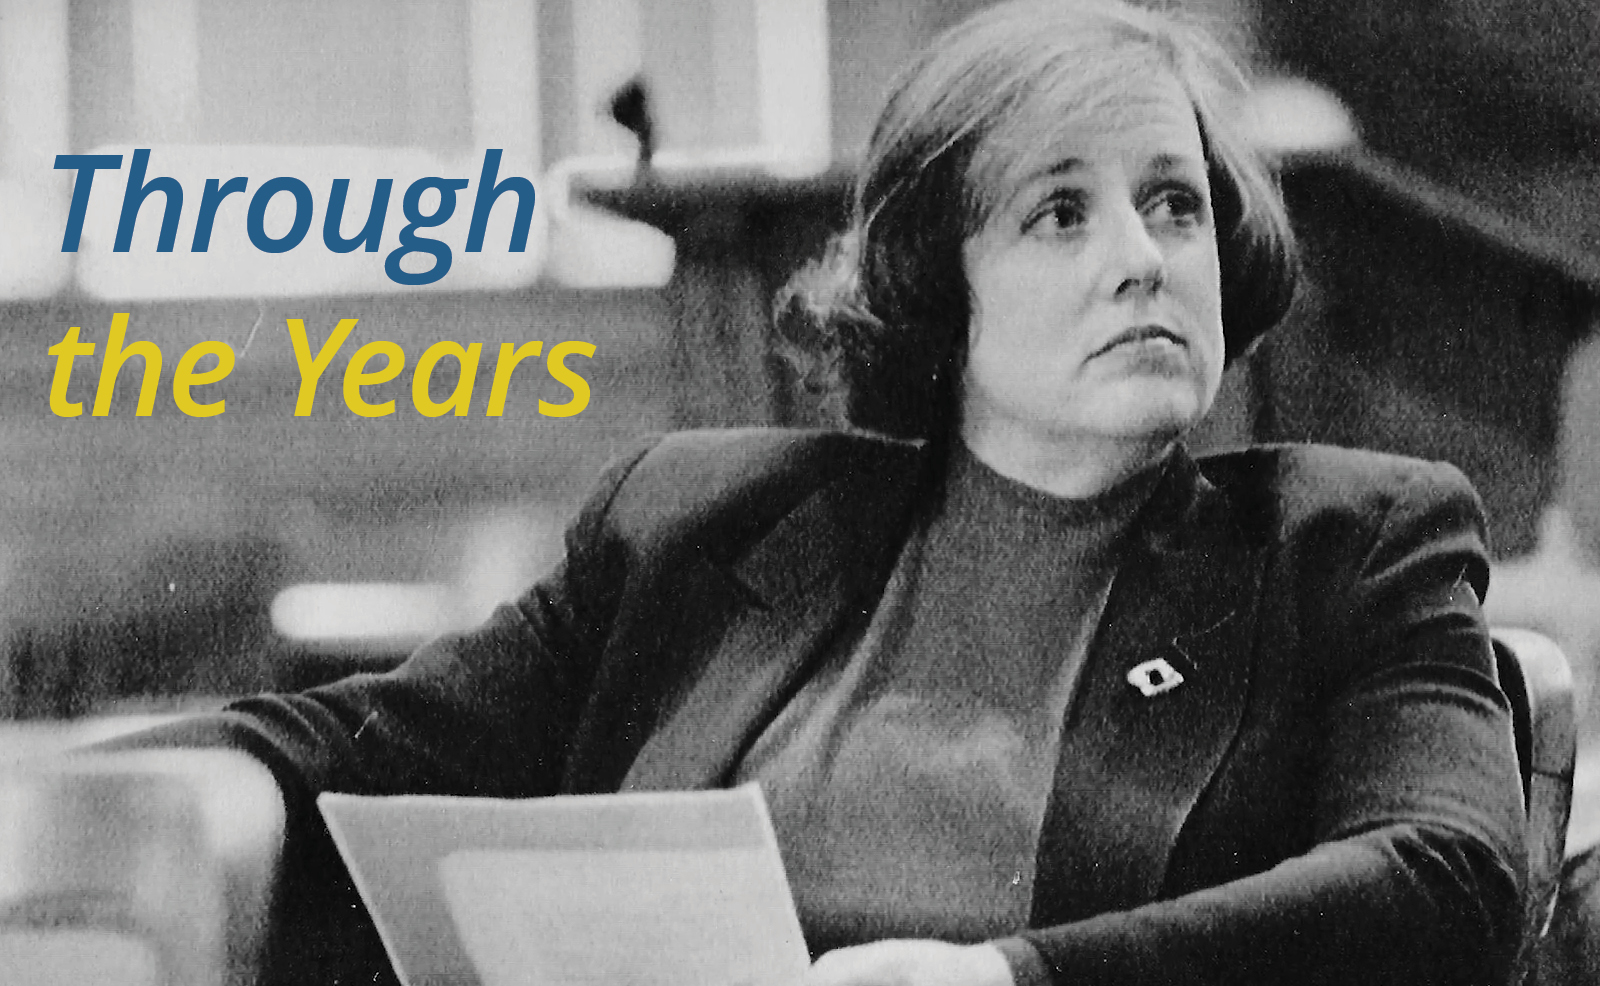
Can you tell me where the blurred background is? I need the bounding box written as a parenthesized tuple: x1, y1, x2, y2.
(0, 0, 1598, 842)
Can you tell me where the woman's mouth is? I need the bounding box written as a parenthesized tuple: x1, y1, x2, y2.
(1092, 325, 1185, 357)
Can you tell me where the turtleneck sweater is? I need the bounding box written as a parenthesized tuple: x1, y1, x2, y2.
(732, 442, 1163, 959)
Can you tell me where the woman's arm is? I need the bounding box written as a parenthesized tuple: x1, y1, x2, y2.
(98, 438, 657, 820)
(1009, 461, 1525, 986)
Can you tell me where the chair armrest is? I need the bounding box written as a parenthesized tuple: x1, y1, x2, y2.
(1492, 625, 1578, 983)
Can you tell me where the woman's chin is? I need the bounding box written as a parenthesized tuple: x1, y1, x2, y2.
(1081, 387, 1210, 444)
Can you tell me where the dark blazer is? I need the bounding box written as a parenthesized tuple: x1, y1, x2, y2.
(141, 428, 1526, 986)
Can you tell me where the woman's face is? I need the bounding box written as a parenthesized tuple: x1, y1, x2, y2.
(959, 75, 1224, 459)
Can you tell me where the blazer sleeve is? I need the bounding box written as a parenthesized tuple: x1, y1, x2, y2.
(87, 439, 665, 986)
(98, 437, 659, 824)
(1015, 461, 1527, 986)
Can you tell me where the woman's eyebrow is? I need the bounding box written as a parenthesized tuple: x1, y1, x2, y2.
(1033, 158, 1085, 180)
(991, 161, 1084, 217)
(1025, 150, 1201, 183)
(1000, 159, 1084, 206)
(1145, 152, 1205, 176)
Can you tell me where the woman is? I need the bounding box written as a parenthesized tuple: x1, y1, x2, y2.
(125, 2, 1525, 984)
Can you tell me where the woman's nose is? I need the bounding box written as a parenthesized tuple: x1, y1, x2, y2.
(1109, 212, 1166, 296)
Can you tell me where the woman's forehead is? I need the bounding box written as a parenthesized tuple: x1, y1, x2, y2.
(971, 69, 1204, 202)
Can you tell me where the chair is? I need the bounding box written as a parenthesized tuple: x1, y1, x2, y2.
(1491, 627, 1578, 983)
(0, 743, 284, 986)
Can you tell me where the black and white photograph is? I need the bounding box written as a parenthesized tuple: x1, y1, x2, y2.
(2, 1, 1599, 984)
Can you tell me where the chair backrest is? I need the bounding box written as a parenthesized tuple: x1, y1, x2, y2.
(1491, 627, 1577, 983)
(0, 744, 284, 986)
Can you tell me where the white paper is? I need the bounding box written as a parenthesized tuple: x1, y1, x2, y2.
(318, 784, 809, 986)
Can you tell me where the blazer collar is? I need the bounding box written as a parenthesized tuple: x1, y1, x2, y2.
(618, 436, 932, 792)
(730, 438, 1215, 602)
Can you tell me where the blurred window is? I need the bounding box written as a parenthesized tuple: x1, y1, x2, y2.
(70, 0, 477, 152)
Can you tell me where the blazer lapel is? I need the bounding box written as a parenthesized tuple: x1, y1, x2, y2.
(1031, 449, 1268, 925)
(619, 441, 929, 792)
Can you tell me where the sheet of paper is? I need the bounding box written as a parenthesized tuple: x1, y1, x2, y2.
(318, 784, 810, 986)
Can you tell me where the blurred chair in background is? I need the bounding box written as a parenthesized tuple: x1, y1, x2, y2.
(1487, 334, 1600, 857)
(0, 745, 283, 986)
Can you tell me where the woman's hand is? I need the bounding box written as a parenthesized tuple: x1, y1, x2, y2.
(804, 940, 1015, 986)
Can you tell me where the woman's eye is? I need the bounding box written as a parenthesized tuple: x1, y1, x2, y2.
(1144, 186, 1207, 227)
(1023, 194, 1086, 234)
